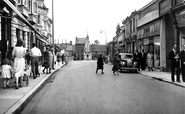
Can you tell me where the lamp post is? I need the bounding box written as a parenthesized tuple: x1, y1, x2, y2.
(52, 0, 55, 49)
(100, 30, 107, 44)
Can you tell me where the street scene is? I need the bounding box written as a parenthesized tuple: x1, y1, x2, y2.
(21, 61, 185, 114)
(1, 0, 185, 114)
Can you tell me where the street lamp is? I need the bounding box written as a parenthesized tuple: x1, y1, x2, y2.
(100, 30, 107, 44)
(52, 0, 55, 48)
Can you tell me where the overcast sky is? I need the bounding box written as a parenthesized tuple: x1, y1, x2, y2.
(44, 0, 152, 45)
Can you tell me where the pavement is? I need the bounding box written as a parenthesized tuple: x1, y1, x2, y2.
(0, 63, 65, 114)
(0, 61, 185, 114)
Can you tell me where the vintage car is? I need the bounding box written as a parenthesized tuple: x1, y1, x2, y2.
(119, 53, 138, 73)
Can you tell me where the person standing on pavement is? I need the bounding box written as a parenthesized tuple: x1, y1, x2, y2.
(147, 51, 154, 71)
(96, 54, 104, 74)
(30, 43, 42, 79)
(169, 43, 180, 82)
(180, 44, 185, 82)
(12, 39, 26, 89)
(1, 58, 12, 89)
(133, 50, 141, 71)
(139, 49, 147, 71)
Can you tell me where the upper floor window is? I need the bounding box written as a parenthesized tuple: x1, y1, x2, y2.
(17, 0, 21, 5)
(28, 0, 31, 13)
(22, 0, 27, 7)
(133, 18, 136, 33)
(32, 1, 38, 15)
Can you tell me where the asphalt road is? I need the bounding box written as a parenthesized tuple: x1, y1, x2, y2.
(21, 60, 185, 114)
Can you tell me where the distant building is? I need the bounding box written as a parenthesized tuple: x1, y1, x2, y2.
(75, 34, 91, 60)
(90, 44, 107, 60)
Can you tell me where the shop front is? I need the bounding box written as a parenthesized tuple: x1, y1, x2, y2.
(138, 20, 161, 68)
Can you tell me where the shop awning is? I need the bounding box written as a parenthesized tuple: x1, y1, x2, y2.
(3, 0, 49, 45)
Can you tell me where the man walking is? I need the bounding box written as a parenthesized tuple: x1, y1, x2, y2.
(169, 43, 180, 82)
(180, 45, 185, 82)
(30, 43, 42, 79)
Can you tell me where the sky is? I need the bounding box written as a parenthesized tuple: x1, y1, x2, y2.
(44, 0, 152, 45)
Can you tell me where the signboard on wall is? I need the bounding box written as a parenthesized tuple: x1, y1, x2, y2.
(159, 0, 172, 16)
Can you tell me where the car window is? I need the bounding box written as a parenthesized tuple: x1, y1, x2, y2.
(125, 55, 133, 59)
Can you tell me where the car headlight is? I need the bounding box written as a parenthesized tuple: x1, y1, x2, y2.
(122, 61, 126, 65)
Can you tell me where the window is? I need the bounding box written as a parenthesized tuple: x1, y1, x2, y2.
(37, 15, 41, 24)
(17, 0, 21, 5)
(22, 0, 27, 7)
(28, 0, 31, 13)
(32, 1, 38, 15)
(133, 18, 136, 33)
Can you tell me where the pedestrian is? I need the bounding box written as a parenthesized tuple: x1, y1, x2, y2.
(42, 46, 50, 74)
(30, 43, 42, 79)
(169, 43, 180, 82)
(180, 44, 185, 82)
(112, 54, 121, 75)
(48, 48, 53, 73)
(1, 58, 12, 89)
(56, 51, 62, 65)
(51, 48, 56, 70)
(61, 54, 64, 64)
(147, 51, 154, 71)
(139, 49, 147, 70)
(25, 49, 31, 65)
(133, 50, 141, 71)
(96, 54, 104, 74)
(12, 39, 26, 89)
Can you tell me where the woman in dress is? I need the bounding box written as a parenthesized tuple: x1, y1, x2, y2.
(147, 51, 154, 71)
(12, 39, 26, 89)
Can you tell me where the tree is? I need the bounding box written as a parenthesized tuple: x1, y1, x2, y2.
(94, 40, 100, 45)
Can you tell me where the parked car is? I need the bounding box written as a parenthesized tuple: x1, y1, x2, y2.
(119, 53, 138, 73)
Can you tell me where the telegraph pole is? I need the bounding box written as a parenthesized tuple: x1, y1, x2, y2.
(52, 0, 55, 48)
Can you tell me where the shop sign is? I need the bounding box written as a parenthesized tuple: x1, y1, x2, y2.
(159, 0, 172, 16)
(175, 9, 185, 27)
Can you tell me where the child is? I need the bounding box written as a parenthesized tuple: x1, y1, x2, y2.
(1, 58, 12, 89)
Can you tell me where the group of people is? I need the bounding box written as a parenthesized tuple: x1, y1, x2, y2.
(0, 39, 61, 89)
(169, 43, 185, 82)
(1, 39, 43, 89)
(133, 49, 154, 72)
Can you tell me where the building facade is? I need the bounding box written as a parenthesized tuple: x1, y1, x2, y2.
(75, 34, 91, 60)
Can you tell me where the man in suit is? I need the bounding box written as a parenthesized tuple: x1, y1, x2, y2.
(180, 45, 185, 82)
(133, 50, 141, 71)
(139, 49, 147, 70)
(169, 43, 180, 82)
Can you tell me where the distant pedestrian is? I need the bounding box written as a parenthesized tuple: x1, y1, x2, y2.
(112, 54, 121, 75)
(30, 43, 42, 79)
(180, 44, 185, 82)
(12, 39, 26, 89)
(1, 58, 12, 89)
(169, 43, 180, 82)
(133, 50, 141, 71)
(140, 49, 147, 70)
(42, 46, 50, 74)
(96, 54, 104, 74)
(147, 51, 154, 71)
